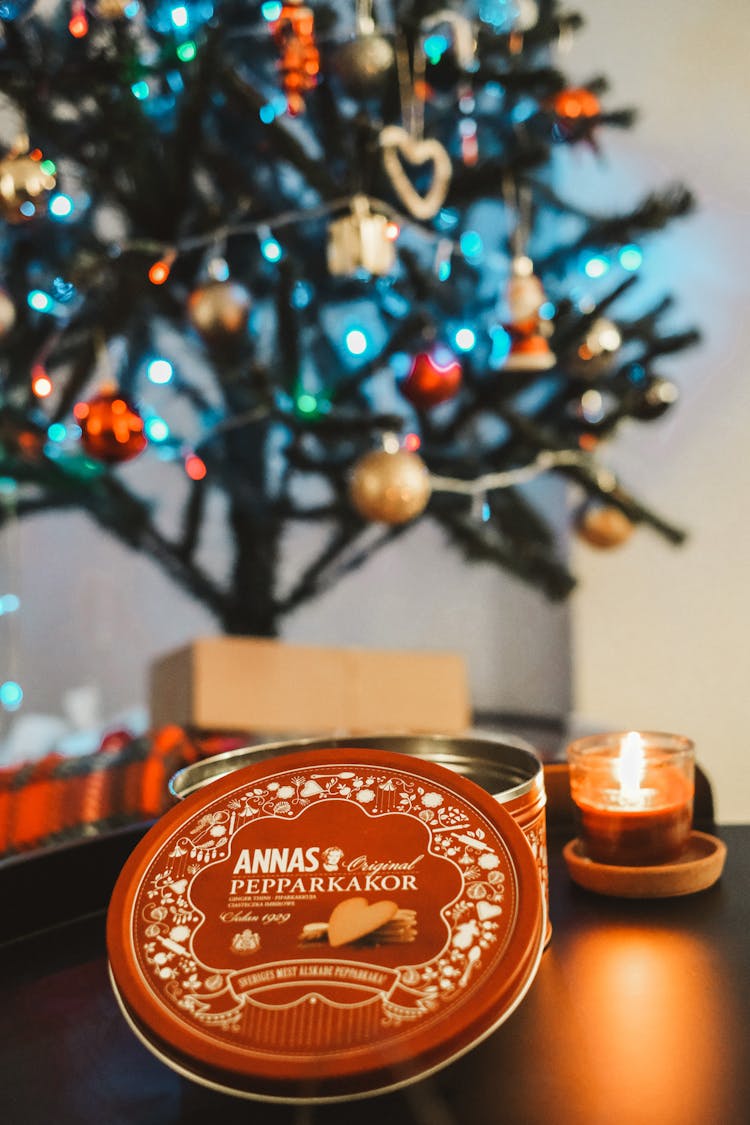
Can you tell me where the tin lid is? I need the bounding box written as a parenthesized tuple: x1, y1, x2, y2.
(107, 747, 544, 1103)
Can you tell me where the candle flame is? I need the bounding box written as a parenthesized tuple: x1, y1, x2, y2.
(616, 731, 645, 803)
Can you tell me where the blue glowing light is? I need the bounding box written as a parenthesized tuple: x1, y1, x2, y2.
(345, 328, 368, 356)
(259, 104, 276, 124)
(124, 1, 139, 15)
(479, 0, 524, 32)
(539, 300, 556, 321)
(261, 237, 282, 262)
(423, 33, 449, 64)
(454, 327, 476, 352)
(166, 69, 185, 93)
(438, 258, 452, 282)
(147, 358, 174, 384)
(27, 290, 53, 313)
(171, 4, 188, 27)
(52, 277, 76, 302)
(619, 244, 643, 271)
(19, 201, 36, 217)
(489, 325, 512, 369)
(131, 80, 150, 100)
(0, 680, 23, 711)
(261, 0, 282, 19)
(583, 254, 610, 279)
(47, 423, 67, 442)
(49, 193, 74, 218)
(481, 500, 491, 522)
(459, 231, 483, 261)
(391, 352, 411, 378)
(436, 208, 459, 230)
(291, 281, 313, 308)
(511, 97, 538, 124)
(145, 417, 170, 442)
(0, 594, 20, 615)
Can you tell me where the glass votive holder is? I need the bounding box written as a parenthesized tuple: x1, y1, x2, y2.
(566, 731, 695, 866)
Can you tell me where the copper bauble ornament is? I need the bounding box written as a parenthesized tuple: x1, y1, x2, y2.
(74, 389, 147, 464)
(575, 503, 634, 549)
(187, 280, 252, 339)
(569, 317, 622, 378)
(349, 448, 432, 524)
(400, 349, 462, 408)
(0, 152, 56, 223)
(0, 288, 16, 338)
(335, 32, 395, 97)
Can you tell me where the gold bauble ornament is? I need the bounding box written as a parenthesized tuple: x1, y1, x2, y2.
(0, 152, 56, 224)
(575, 503, 634, 549)
(349, 448, 432, 524)
(187, 280, 252, 339)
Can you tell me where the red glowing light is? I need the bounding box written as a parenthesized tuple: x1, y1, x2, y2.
(68, 12, 89, 37)
(385, 222, 400, 241)
(29, 149, 43, 162)
(148, 260, 172, 285)
(404, 432, 421, 452)
(185, 454, 207, 481)
(31, 367, 53, 398)
(553, 87, 601, 120)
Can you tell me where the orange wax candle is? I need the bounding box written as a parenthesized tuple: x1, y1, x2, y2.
(566, 731, 695, 866)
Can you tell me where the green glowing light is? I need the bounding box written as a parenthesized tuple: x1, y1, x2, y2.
(177, 40, 197, 62)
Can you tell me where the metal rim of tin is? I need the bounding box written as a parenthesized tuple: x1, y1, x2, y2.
(109, 747, 545, 1103)
(169, 732, 544, 805)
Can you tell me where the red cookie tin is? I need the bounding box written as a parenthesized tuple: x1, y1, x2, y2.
(108, 747, 544, 1103)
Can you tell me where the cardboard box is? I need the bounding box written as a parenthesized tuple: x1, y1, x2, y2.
(149, 637, 470, 735)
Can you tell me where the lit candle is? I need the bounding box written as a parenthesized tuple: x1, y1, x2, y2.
(567, 731, 695, 866)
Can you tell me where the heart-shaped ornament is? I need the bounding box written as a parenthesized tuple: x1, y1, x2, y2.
(327, 896, 399, 947)
(476, 900, 503, 921)
(380, 125, 452, 220)
(170, 879, 188, 895)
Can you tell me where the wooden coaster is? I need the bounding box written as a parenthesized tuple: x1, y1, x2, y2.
(563, 830, 727, 898)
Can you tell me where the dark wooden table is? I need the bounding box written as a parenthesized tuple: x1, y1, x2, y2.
(2, 824, 748, 1125)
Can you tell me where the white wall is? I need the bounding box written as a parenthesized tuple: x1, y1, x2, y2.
(567, 1, 750, 821)
(0, 475, 572, 757)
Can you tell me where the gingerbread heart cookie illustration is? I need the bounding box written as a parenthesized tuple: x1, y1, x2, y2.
(327, 896, 399, 948)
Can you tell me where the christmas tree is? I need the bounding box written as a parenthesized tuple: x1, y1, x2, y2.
(0, 0, 698, 640)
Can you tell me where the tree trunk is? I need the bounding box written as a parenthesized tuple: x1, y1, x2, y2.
(220, 416, 280, 637)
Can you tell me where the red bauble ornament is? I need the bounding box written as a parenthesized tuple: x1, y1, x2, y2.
(400, 349, 462, 408)
(74, 389, 147, 464)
